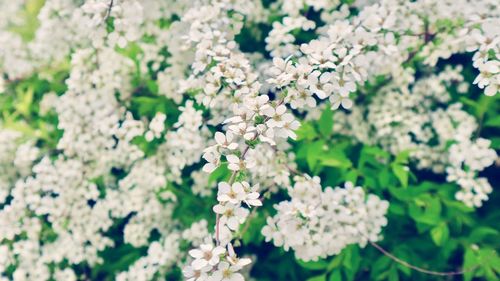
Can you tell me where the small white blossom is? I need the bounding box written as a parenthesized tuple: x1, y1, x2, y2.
(189, 244, 226, 270)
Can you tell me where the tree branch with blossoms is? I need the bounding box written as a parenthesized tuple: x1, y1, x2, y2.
(181, 0, 499, 280)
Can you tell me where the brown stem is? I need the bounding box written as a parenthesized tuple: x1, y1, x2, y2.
(214, 99, 285, 245)
(369, 241, 476, 276)
(215, 213, 220, 245)
(238, 203, 259, 239)
(238, 189, 271, 240)
(216, 127, 256, 245)
(104, 0, 114, 22)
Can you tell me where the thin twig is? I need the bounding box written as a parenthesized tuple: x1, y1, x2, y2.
(238, 204, 259, 239)
(104, 0, 114, 22)
(238, 189, 271, 240)
(369, 241, 477, 276)
(215, 213, 220, 245)
(214, 99, 285, 245)
(215, 130, 253, 245)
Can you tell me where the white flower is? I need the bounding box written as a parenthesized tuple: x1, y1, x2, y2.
(331, 74, 356, 97)
(485, 81, 498, 96)
(226, 154, 255, 171)
(226, 243, 252, 267)
(183, 265, 210, 281)
(215, 132, 238, 150)
(287, 86, 317, 109)
(300, 40, 336, 69)
(330, 93, 353, 110)
(226, 154, 242, 171)
(203, 150, 221, 173)
(263, 105, 288, 128)
(245, 95, 271, 115)
(188, 244, 226, 270)
(213, 203, 249, 231)
(267, 57, 294, 88)
(275, 115, 300, 140)
(217, 182, 246, 204)
(307, 71, 334, 99)
(145, 112, 167, 141)
(291, 63, 314, 87)
(227, 122, 256, 140)
(241, 182, 262, 207)
(473, 61, 499, 96)
(208, 261, 244, 281)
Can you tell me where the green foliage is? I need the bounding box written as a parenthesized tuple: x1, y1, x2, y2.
(261, 102, 500, 281)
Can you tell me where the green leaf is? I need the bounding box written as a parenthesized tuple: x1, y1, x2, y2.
(391, 163, 409, 187)
(93, 244, 145, 277)
(358, 145, 390, 169)
(344, 170, 358, 184)
(297, 259, 328, 270)
(478, 248, 500, 279)
(318, 106, 333, 137)
(397, 262, 411, 277)
(408, 194, 442, 225)
(306, 140, 325, 171)
(327, 255, 343, 271)
(489, 251, 500, 274)
(321, 157, 348, 168)
(430, 223, 449, 246)
(328, 269, 342, 281)
(388, 265, 399, 281)
(394, 150, 411, 164)
(242, 214, 266, 245)
(208, 163, 230, 185)
(296, 122, 317, 141)
(320, 150, 352, 169)
(378, 168, 391, 187)
(459, 97, 479, 115)
(484, 115, 500, 127)
(343, 246, 361, 280)
(490, 137, 500, 149)
(463, 247, 480, 281)
(442, 199, 474, 213)
(343, 245, 360, 271)
(146, 80, 159, 94)
(388, 202, 406, 216)
(371, 256, 391, 279)
(361, 146, 391, 159)
(15, 86, 34, 117)
(469, 227, 499, 243)
(307, 274, 326, 281)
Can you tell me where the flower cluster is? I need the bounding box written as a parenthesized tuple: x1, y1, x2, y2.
(181, 1, 311, 278)
(0, 0, 212, 279)
(447, 139, 498, 207)
(266, 0, 498, 115)
(0, 130, 38, 204)
(334, 67, 498, 207)
(262, 177, 389, 261)
(184, 242, 252, 281)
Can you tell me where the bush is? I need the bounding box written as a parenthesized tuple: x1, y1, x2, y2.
(0, 0, 499, 281)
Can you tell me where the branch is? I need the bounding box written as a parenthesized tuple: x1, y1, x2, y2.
(369, 241, 477, 276)
(214, 99, 284, 245)
(277, 162, 477, 277)
(104, 0, 114, 22)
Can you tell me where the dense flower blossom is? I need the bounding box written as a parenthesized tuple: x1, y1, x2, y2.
(262, 177, 389, 261)
(0, 0, 498, 280)
(334, 67, 498, 207)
